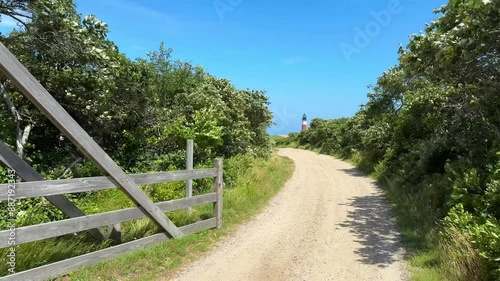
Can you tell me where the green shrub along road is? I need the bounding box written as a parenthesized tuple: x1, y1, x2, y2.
(276, 1, 500, 280)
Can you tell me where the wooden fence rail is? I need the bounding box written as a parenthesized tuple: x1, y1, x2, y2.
(0, 168, 217, 200)
(0, 193, 217, 248)
(2, 219, 216, 281)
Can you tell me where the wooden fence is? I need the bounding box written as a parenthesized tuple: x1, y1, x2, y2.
(0, 42, 223, 280)
(0, 157, 222, 280)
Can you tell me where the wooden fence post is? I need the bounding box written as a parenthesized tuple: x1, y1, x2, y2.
(213, 158, 223, 229)
(186, 139, 193, 214)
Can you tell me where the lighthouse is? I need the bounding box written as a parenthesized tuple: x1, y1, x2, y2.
(301, 114, 308, 131)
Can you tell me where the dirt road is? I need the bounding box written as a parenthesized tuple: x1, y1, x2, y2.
(174, 148, 408, 281)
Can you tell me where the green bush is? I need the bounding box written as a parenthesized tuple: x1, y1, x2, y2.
(223, 154, 254, 188)
(444, 204, 500, 280)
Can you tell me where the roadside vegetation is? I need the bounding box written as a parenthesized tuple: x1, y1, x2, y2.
(277, 1, 500, 280)
(0, 0, 294, 277)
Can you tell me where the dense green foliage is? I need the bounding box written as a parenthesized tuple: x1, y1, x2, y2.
(0, 0, 272, 228)
(288, 1, 500, 280)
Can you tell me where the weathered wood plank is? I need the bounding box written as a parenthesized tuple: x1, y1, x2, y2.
(2, 218, 216, 281)
(186, 139, 194, 213)
(0, 42, 182, 238)
(0, 142, 106, 241)
(0, 168, 217, 200)
(0, 193, 216, 248)
(178, 217, 216, 234)
(213, 159, 223, 229)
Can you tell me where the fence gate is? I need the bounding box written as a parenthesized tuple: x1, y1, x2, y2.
(0, 42, 223, 280)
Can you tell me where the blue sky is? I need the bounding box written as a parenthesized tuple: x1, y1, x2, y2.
(2, 0, 446, 134)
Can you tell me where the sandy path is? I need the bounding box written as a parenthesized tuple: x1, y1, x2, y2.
(173, 148, 408, 281)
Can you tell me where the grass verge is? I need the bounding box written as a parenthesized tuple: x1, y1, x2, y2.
(59, 154, 294, 280)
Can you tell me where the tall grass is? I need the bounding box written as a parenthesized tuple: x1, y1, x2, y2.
(439, 227, 482, 281)
(0, 237, 111, 274)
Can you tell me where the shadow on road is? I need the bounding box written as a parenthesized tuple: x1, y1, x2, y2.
(338, 193, 404, 268)
(336, 168, 366, 177)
